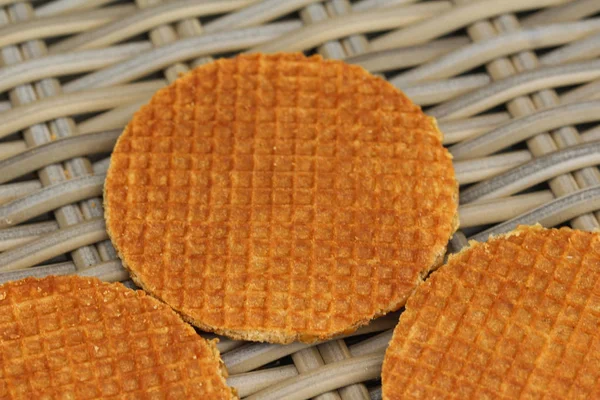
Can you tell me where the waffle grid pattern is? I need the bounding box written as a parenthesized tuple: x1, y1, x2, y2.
(0, 276, 233, 399)
(105, 53, 457, 343)
(0, 0, 600, 398)
(383, 226, 600, 399)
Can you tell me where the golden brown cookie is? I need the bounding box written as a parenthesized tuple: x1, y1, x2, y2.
(383, 225, 600, 399)
(104, 53, 458, 344)
(0, 276, 234, 399)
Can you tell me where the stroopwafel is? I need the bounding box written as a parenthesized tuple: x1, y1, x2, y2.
(382, 225, 600, 399)
(0, 276, 234, 399)
(104, 52, 458, 344)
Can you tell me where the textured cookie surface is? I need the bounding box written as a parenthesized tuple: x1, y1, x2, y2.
(0, 276, 234, 400)
(105, 53, 458, 343)
(382, 225, 600, 399)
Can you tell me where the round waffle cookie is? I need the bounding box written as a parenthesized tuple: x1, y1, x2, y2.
(104, 52, 458, 344)
(382, 225, 600, 399)
(0, 276, 234, 399)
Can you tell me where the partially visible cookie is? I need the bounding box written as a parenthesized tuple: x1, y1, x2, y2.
(0, 276, 235, 399)
(383, 225, 600, 399)
(105, 52, 458, 344)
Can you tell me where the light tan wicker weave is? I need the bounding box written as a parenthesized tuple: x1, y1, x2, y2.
(0, 0, 599, 399)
